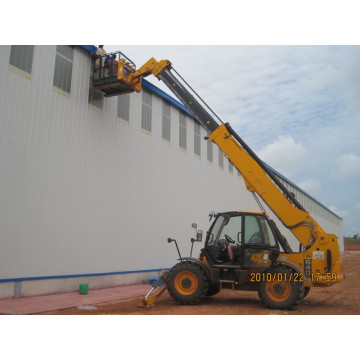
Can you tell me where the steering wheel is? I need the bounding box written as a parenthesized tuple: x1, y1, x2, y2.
(248, 231, 261, 244)
(224, 234, 235, 246)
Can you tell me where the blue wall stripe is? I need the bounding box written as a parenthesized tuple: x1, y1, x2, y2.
(0, 268, 169, 283)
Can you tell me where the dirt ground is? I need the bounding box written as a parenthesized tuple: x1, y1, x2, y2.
(41, 241, 360, 315)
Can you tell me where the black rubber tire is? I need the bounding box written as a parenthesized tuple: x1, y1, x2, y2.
(205, 283, 220, 297)
(166, 262, 208, 305)
(258, 266, 304, 310)
(303, 287, 310, 299)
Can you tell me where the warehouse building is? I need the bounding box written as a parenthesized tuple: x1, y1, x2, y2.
(0, 46, 343, 299)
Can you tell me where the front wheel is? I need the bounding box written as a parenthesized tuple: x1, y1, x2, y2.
(258, 266, 304, 309)
(167, 262, 208, 305)
(205, 283, 220, 297)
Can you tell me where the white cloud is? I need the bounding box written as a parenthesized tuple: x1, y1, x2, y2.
(257, 135, 307, 171)
(296, 179, 321, 194)
(332, 153, 360, 181)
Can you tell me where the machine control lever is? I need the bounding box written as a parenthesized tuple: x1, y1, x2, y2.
(167, 238, 183, 261)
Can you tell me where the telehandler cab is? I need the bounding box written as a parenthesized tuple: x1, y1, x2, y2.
(92, 50, 344, 309)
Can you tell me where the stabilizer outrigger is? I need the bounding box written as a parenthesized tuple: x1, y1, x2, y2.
(138, 233, 201, 308)
(137, 270, 169, 308)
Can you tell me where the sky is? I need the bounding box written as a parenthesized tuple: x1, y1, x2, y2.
(106, 45, 360, 237)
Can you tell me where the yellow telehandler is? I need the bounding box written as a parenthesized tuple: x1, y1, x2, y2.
(92, 50, 343, 309)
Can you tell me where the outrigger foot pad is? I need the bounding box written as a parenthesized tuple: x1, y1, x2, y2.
(137, 270, 169, 308)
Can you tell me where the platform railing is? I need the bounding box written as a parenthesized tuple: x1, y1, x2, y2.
(92, 51, 136, 82)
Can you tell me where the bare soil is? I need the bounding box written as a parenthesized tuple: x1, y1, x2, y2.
(41, 241, 360, 315)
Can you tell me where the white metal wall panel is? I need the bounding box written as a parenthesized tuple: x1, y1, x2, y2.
(0, 46, 343, 292)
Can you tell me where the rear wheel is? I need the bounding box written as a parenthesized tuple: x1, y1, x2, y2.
(167, 262, 208, 304)
(258, 266, 304, 309)
(303, 287, 310, 299)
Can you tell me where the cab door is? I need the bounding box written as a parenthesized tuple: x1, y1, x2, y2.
(241, 214, 279, 268)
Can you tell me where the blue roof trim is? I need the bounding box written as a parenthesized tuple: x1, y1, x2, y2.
(80, 45, 97, 54)
(142, 79, 194, 118)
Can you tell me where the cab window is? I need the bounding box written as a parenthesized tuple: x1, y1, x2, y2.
(219, 215, 242, 244)
(244, 215, 276, 246)
(244, 216, 262, 244)
(258, 216, 277, 246)
(207, 216, 223, 245)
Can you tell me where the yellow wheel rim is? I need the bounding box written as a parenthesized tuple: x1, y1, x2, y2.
(265, 280, 291, 302)
(174, 271, 198, 296)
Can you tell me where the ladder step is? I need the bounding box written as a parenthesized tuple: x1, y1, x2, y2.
(213, 264, 239, 268)
(219, 279, 235, 290)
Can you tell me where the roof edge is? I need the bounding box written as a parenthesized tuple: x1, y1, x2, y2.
(142, 79, 194, 118)
(267, 164, 342, 220)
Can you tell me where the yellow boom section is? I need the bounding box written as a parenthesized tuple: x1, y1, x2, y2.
(209, 124, 319, 249)
(117, 57, 171, 93)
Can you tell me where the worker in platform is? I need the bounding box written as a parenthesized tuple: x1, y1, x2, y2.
(95, 45, 107, 77)
(107, 53, 119, 77)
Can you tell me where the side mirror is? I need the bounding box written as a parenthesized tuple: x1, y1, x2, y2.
(196, 230, 203, 242)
